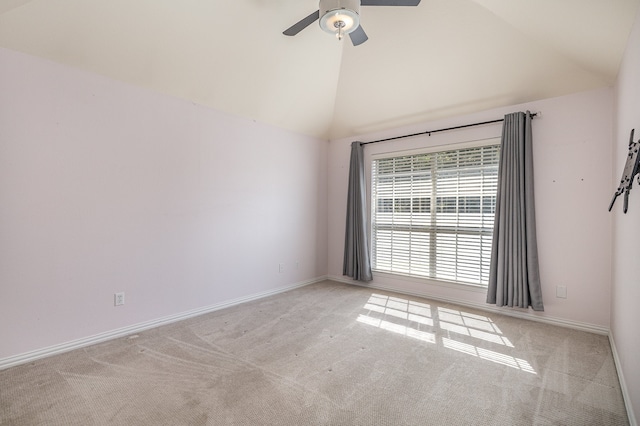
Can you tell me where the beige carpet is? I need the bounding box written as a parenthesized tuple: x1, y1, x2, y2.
(0, 280, 629, 425)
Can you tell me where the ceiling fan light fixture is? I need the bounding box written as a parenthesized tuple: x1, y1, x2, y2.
(319, 0, 360, 40)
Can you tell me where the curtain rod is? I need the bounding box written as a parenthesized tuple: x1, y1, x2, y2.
(361, 112, 539, 146)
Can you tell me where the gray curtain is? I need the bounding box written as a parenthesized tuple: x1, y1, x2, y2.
(487, 112, 544, 311)
(343, 141, 373, 282)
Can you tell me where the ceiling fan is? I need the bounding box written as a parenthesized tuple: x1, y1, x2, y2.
(283, 0, 421, 46)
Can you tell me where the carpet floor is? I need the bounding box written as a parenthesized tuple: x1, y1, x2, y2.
(0, 280, 629, 425)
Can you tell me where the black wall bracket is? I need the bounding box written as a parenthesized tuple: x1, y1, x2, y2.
(609, 129, 640, 214)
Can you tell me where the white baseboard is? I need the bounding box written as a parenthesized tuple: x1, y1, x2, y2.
(328, 274, 609, 335)
(0, 276, 328, 371)
(609, 333, 637, 426)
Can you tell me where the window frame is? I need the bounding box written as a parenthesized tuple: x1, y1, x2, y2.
(367, 137, 501, 289)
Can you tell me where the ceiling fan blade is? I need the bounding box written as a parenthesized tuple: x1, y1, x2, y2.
(349, 25, 369, 46)
(283, 10, 320, 36)
(361, 0, 421, 5)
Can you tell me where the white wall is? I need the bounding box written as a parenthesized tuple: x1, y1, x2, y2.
(328, 88, 614, 330)
(612, 6, 640, 423)
(0, 48, 328, 360)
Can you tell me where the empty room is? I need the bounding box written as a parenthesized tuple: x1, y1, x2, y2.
(1, 0, 639, 424)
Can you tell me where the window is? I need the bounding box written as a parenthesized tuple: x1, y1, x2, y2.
(371, 144, 499, 286)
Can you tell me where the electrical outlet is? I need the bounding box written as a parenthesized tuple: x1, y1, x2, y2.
(556, 286, 567, 299)
(279, 263, 285, 273)
(114, 292, 125, 306)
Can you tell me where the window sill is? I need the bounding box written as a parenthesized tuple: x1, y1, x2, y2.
(371, 270, 488, 294)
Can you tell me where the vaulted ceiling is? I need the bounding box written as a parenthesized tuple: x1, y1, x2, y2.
(1, 0, 638, 139)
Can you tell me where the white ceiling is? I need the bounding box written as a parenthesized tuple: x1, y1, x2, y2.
(1, 0, 638, 139)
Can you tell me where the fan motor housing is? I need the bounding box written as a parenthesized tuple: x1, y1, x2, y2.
(319, 0, 361, 15)
(319, 0, 361, 34)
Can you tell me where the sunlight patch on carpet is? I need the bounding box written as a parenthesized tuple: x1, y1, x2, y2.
(358, 293, 537, 374)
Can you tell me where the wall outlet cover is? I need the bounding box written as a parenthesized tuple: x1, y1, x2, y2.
(556, 286, 567, 299)
(114, 292, 125, 306)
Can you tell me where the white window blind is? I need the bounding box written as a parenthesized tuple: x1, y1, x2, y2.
(371, 144, 500, 286)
